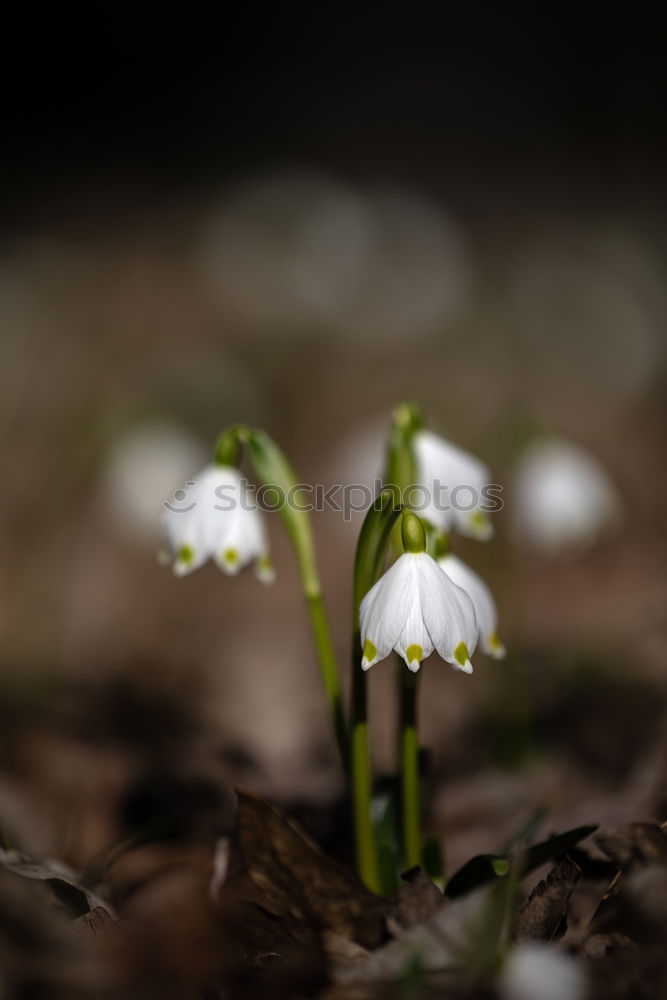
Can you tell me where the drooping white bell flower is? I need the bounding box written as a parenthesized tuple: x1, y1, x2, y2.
(513, 438, 621, 555)
(161, 464, 274, 582)
(359, 514, 478, 673)
(438, 554, 505, 659)
(412, 429, 494, 541)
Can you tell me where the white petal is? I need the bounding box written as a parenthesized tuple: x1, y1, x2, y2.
(213, 506, 264, 572)
(439, 554, 504, 659)
(359, 554, 414, 668)
(197, 465, 244, 555)
(394, 559, 434, 669)
(453, 507, 494, 541)
(162, 482, 202, 551)
(414, 430, 490, 494)
(413, 430, 493, 540)
(160, 463, 274, 580)
(162, 504, 208, 575)
(188, 466, 269, 577)
(162, 464, 234, 571)
(417, 554, 478, 670)
(255, 555, 276, 584)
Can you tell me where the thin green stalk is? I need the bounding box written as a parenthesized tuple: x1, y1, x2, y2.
(399, 663, 421, 869)
(350, 491, 402, 892)
(386, 405, 423, 871)
(307, 592, 349, 774)
(240, 427, 349, 772)
(350, 634, 380, 892)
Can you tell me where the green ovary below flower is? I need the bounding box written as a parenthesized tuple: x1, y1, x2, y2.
(359, 551, 479, 673)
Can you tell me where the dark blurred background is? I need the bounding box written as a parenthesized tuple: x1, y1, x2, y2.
(1, 13, 666, 882)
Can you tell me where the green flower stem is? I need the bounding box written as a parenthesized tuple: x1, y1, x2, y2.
(306, 591, 349, 774)
(351, 492, 403, 891)
(232, 426, 348, 772)
(386, 405, 424, 871)
(385, 402, 421, 495)
(350, 645, 379, 892)
(399, 664, 421, 869)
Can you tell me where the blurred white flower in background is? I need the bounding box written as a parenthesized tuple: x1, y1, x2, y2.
(196, 170, 472, 346)
(499, 943, 586, 1000)
(101, 422, 206, 546)
(513, 438, 621, 556)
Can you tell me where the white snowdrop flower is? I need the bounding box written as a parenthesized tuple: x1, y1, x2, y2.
(500, 943, 586, 1000)
(513, 438, 621, 555)
(439, 554, 505, 659)
(412, 429, 494, 541)
(359, 513, 478, 673)
(161, 464, 273, 582)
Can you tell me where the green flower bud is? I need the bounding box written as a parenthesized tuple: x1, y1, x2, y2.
(401, 511, 427, 554)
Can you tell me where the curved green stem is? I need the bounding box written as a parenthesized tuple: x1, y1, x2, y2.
(307, 591, 348, 773)
(350, 653, 378, 891)
(385, 404, 429, 872)
(227, 426, 348, 772)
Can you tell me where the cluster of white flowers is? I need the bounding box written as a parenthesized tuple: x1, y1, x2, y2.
(161, 464, 273, 582)
(360, 430, 505, 675)
(159, 423, 506, 678)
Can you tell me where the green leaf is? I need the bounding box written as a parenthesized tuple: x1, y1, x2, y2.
(353, 490, 402, 615)
(421, 837, 444, 881)
(372, 787, 401, 895)
(445, 824, 598, 899)
(445, 853, 509, 900)
(521, 824, 599, 873)
(377, 843, 400, 896)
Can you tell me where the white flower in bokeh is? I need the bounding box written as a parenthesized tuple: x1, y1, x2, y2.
(500, 943, 586, 1000)
(162, 465, 273, 581)
(102, 423, 207, 546)
(439, 554, 505, 659)
(413, 430, 494, 540)
(360, 552, 478, 673)
(513, 438, 621, 555)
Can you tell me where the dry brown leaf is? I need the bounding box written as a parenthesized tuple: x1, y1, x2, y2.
(516, 856, 580, 942)
(235, 788, 389, 949)
(595, 823, 667, 869)
(0, 849, 116, 920)
(391, 867, 443, 931)
(72, 907, 117, 938)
